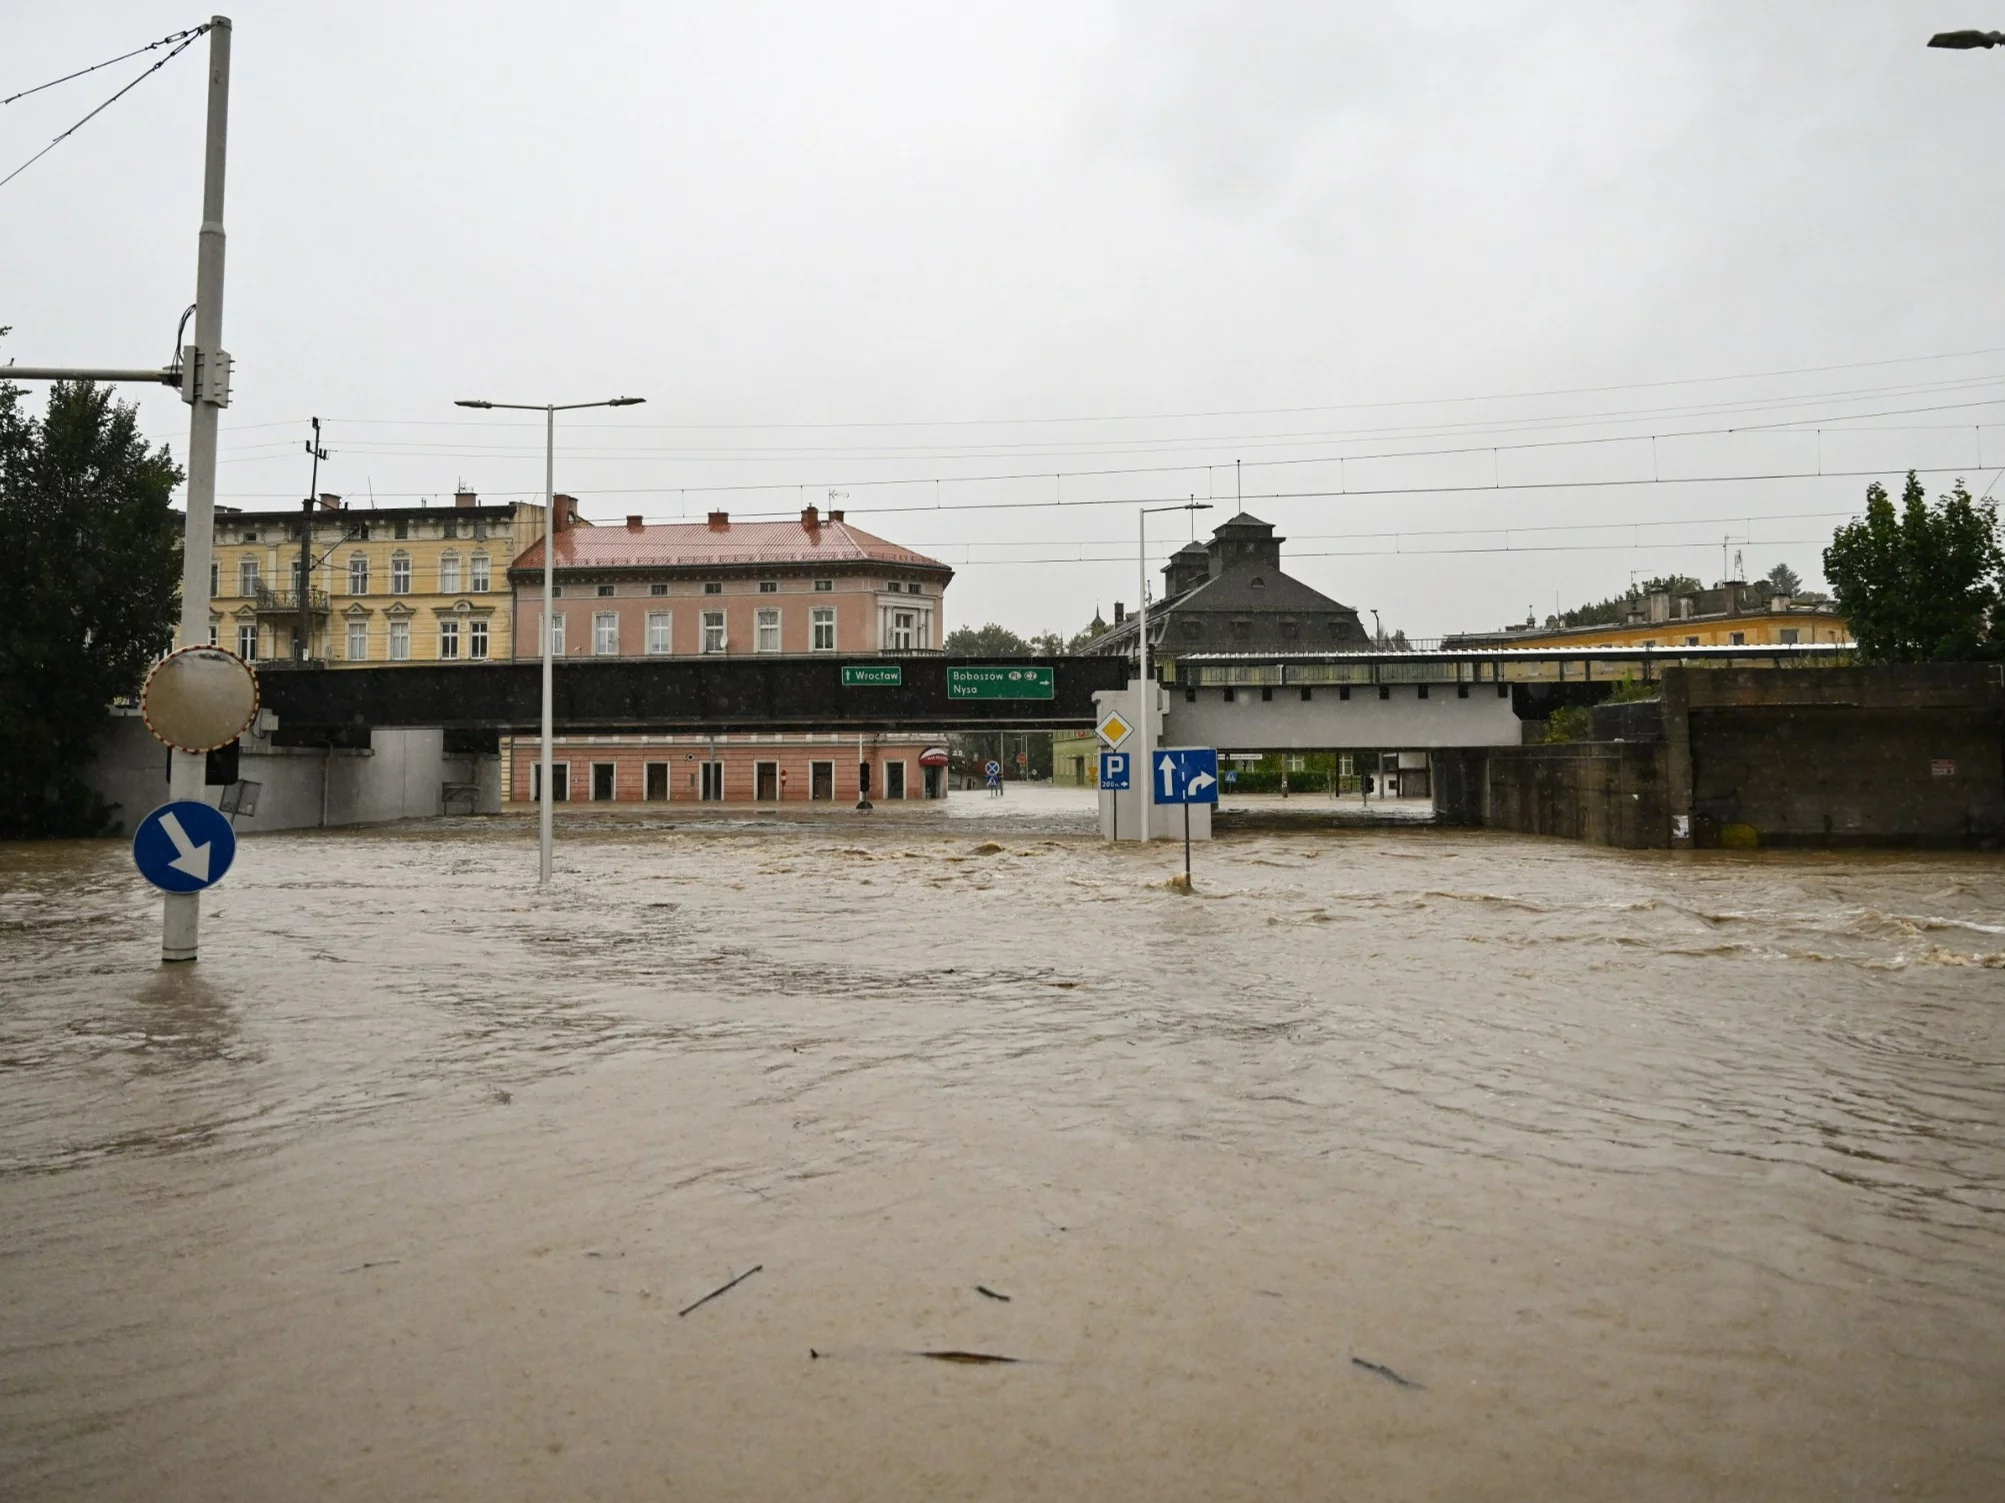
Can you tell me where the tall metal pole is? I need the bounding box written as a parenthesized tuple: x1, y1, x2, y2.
(163, 16, 232, 963)
(1135, 507, 1150, 843)
(540, 405, 555, 884)
(297, 415, 325, 662)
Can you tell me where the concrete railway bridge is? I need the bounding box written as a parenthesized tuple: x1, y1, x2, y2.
(87, 644, 1852, 833)
(252, 642, 1853, 746)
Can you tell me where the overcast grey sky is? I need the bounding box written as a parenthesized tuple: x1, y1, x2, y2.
(5, 1, 2003, 638)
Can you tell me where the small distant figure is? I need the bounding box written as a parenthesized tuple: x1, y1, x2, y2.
(1361, 772, 1374, 806)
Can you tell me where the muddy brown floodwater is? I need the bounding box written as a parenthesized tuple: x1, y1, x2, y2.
(3, 793, 2002, 1500)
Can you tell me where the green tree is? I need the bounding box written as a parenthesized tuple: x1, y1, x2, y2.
(1822, 471, 2002, 662)
(944, 622, 1032, 656)
(0, 374, 185, 836)
(1760, 562, 1802, 596)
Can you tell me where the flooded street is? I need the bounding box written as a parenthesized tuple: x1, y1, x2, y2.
(3, 791, 2002, 1500)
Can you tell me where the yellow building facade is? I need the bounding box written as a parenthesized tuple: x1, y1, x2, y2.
(207, 490, 546, 664)
(1446, 584, 1849, 653)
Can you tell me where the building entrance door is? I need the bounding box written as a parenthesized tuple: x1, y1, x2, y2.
(645, 762, 668, 801)
(811, 761, 834, 800)
(591, 762, 615, 801)
(532, 762, 570, 802)
(923, 765, 940, 799)
(701, 762, 725, 801)
(755, 761, 778, 801)
(884, 761, 905, 800)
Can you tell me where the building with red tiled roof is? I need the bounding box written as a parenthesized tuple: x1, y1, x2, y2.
(508, 503, 952, 660)
(502, 502, 956, 805)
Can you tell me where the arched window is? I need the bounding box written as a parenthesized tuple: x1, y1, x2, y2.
(390, 551, 411, 594)
(238, 556, 260, 596)
(439, 551, 461, 594)
(348, 554, 369, 595)
(469, 553, 490, 592)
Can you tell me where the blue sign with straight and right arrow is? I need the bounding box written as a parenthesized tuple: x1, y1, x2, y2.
(131, 800, 238, 893)
(1152, 747, 1220, 805)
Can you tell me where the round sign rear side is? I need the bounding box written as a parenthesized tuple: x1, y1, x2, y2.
(132, 800, 238, 893)
(141, 646, 259, 753)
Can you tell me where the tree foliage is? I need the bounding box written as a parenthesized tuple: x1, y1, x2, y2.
(1822, 472, 2002, 662)
(944, 622, 1032, 656)
(0, 373, 185, 836)
(1760, 561, 1802, 596)
(1544, 575, 1703, 629)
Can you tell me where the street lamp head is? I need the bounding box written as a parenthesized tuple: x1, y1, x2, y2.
(607, 396, 646, 407)
(454, 399, 494, 409)
(1929, 30, 2003, 48)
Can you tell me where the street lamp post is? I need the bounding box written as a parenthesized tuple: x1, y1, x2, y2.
(452, 395, 645, 883)
(1134, 501, 1210, 842)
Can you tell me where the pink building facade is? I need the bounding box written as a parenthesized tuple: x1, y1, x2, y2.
(507, 733, 950, 805)
(504, 504, 953, 803)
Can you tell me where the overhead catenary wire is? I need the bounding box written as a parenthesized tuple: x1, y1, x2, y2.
(0, 23, 209, 192)
(186, 369, 2005, 461)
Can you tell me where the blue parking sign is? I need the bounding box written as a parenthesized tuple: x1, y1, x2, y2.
(1099, 751, 1131, 790)
(1151, 748, 1220, 805)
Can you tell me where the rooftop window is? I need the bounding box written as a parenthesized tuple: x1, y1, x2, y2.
(704, 582, 722, 595)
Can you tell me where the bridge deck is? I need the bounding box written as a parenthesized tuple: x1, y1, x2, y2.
(255, 656, 1130, 735)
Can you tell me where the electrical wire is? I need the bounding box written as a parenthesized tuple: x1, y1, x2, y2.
(1, 25, 205, 105)
(0, 24, 208, 192)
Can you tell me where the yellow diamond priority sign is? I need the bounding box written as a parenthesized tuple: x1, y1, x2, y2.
(1096, 710, 1134, 748)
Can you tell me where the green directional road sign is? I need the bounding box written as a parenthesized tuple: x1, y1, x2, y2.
(841, 665, 903, 687)
(947, 665, 1055, 700)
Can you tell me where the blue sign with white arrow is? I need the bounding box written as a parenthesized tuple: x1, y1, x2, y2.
(131, 800, 238, 893)
(1099, 750, 1131, 790)
(1152, 747, 1220, 805)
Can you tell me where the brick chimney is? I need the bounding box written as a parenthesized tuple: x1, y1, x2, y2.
(553, 494, 581, 533)
(800, 503, 820, 531)
(707, 510, 729, 530)
(316, 493, 342, 511)
(626, 514, 644, 531)
(828, 509, 844, 523)
(1114, 602, 1126, 624)
(454, 488, 477, 508)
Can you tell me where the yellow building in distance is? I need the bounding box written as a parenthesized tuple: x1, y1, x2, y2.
(207, 489, 547, 664)
(1444, 581, 1850, 653)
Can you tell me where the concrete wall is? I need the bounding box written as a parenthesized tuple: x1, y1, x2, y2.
(1437, 665, 2004, 850)
(1165, 683, 1520, 750)
(85, 714, 501, 834)
(1434, 743, 1669, 849)
(1667, 665, 2004, 848)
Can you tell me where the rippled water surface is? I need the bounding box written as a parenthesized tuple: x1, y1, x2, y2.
(3, 793, 2002, 1500)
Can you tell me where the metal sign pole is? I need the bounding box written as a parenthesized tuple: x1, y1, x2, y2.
(165, 16, 233, 963)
